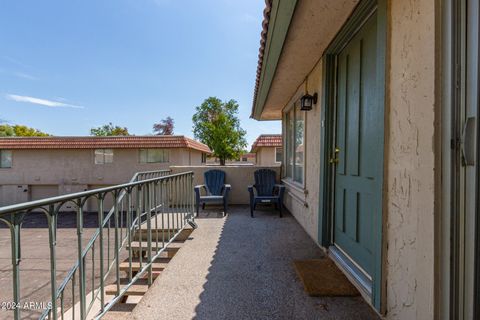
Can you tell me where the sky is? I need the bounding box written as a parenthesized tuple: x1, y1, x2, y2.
(0, 0, 280, 148)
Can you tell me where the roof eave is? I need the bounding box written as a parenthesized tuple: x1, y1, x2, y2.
(251, 0, 298, 121)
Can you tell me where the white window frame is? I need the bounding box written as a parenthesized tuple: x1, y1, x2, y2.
(139, 149, 169, 163)
(94, 149, 114, 165)
(0, 150, 12, 168)
(275, 147, 283, 163)
(283, 102, 305, 187)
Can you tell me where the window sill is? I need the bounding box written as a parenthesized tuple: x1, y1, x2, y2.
(282, 178, 305, 192)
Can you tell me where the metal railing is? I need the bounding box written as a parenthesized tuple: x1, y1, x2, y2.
(0, 169, 196, 320)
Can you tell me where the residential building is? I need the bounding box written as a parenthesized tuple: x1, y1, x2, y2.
(0, 136, 210, 206)
(250, 134, 282, 165)
(240, 152, 256, 164)
(251, 0, 478, 319)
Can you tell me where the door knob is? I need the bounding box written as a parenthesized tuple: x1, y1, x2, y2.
(329, 147, 340, 164)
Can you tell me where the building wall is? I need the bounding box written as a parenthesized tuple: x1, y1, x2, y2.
(276, 0, 437, 318)
(255, 147, 279, 166)
(280, 60, 323, 244)
(386, 0, 436, 318)
(170, 165, 281, 205)
(0, 148, 204, 206)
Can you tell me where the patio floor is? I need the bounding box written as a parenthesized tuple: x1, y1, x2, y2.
(129, 205, 379, 320)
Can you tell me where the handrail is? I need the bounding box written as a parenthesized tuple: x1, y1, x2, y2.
(0, 169, 196, 320)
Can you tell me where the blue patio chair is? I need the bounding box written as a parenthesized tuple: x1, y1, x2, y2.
(248, 169, 285, 217)
(194, 169, 231, 217)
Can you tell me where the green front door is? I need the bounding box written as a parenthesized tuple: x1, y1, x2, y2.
(332, 13, 382, 283)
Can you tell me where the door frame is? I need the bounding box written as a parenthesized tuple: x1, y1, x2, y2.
(318, 0, 387, 313)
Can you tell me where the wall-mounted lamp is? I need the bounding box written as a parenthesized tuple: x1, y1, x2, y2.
(300, 77, 317, 111)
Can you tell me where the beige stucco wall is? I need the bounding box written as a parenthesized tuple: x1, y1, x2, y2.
(0, 148, 204, 206)
(170, 165, 281, 205)
(386, 0, 436, 318)
(280, 60, 323, 245)
(255, 147, 280, 166)
(274, 0, 437, 318)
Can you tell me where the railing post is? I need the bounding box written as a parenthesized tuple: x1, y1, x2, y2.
(126, 189, 133, 282)
(97, 195, 105, 311)
(9, 214, 23, 320)
(146, 183, 153, 286)
(47, 205, 58, 320)
(114, 190, 121, 296)
(76, 201, 86, 320)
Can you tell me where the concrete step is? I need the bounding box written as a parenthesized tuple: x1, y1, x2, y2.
(102, 303, 136, 320)
(105, 278, 150, 296)
(134, 227, 193, 242)
(119, 257, 171, 272)
(126, 241, 183, 258)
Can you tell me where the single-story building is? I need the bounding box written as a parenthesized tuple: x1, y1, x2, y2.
(250, 134, 282, 166)
(252, 0, 478, 319)
(240, 152, 257, 164)
(0, 136, 210, 206)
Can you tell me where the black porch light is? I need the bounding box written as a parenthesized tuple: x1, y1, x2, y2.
(300, 77, 317, 111)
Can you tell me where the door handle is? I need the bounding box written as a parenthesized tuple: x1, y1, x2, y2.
(461, 117, 476, 166)
(329, 147, 340, 165)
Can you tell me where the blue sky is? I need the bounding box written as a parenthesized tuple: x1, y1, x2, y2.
(0, 0, 280, 147)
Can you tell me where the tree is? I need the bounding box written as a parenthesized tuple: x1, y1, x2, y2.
(90, 123, 130, 136)
(0, 124, 50, 137)
(192, 97, 247, 165)
(153, 117, 174, 135)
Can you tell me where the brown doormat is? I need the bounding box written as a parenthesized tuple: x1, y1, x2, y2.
(293, 258, 360, 296)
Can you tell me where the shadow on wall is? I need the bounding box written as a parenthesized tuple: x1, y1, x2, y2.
(192, 205, 379, 320)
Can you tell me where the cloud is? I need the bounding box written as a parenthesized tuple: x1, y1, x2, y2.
(5, 94, 84, 109)
(13, 72, 37, 80)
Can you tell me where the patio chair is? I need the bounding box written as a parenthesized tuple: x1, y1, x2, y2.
(248, 169, 285, 218)
(194, 169, 231, 217)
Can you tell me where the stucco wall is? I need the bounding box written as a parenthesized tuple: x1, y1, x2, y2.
(170, 165, 281, 205)
(280, 60, 323, 244)
(385, 0, 436, 318)
(0, 148, 204, 206)
(256, 147, 279, 166)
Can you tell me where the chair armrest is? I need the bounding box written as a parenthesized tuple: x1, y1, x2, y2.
(248, 185, 256, 196)
(194, 185, 206, 197)
(222, 184, 231, 197)
(274, 184, 285, 199)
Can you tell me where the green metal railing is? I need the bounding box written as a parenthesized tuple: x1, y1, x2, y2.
(0, 169, 196, 320)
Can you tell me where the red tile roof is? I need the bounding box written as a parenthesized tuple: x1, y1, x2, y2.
(0, 136, 211, 153)
(251, 134, 282, 152)
(252, 0, 273, 117)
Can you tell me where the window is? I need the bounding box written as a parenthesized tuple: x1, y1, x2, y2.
(95, 149, 113, 164)
(0, 150, 12, 168)
(139, 149, 169, 163)
(284, 104, 304, 184)
(275, 147, 283, 163)
(201, 153, 207, 163)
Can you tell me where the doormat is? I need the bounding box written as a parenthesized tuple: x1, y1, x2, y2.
(293, 258, 360, 296)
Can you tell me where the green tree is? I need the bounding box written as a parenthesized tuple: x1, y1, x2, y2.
(192, 97, 247, 165)
(0, 124, 50, 136)
(90, 122, 130, 136)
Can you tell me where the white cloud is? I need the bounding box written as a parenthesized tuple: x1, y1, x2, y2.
(13, 72, 37, 80)
(5, 94, 84, 109)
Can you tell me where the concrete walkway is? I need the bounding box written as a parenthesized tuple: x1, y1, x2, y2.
(130, 206, 379, 320)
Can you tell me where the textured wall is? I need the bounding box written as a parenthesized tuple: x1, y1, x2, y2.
(0, 148, 204, 206)
(386, 0, 436, 318)
(281, 60, 323, 243)
(256, 147, 278, 166)
(170, 165, 281, 205)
